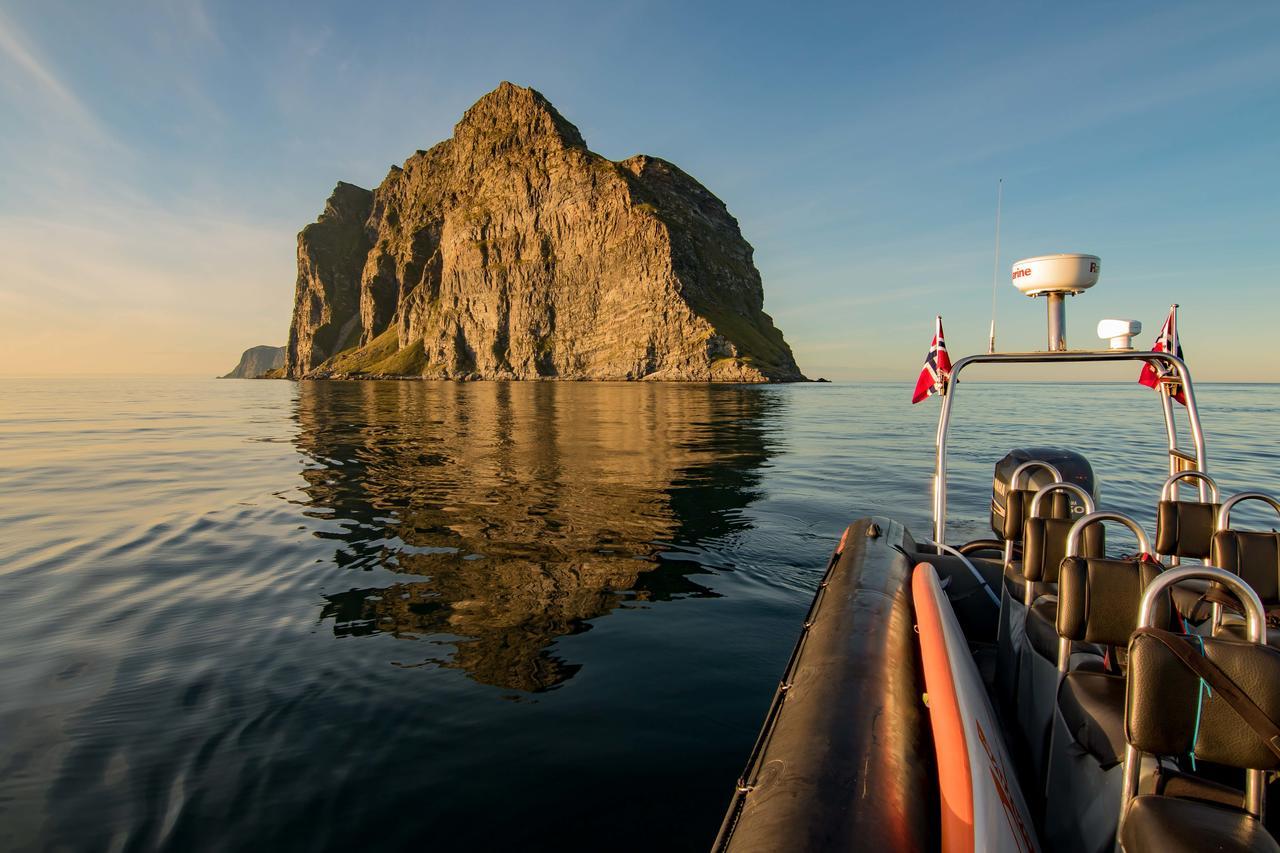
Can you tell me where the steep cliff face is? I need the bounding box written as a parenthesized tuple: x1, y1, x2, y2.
(285, 83, 804, 382)
(221, 345, 285, 378)
(285, 183, 373, 375)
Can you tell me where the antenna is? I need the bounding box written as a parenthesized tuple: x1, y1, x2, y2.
(988, 178, 1002, 354)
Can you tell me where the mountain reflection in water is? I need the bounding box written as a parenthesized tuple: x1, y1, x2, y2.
(294, 380, 779, 692)
(8, 378, 1274, 851)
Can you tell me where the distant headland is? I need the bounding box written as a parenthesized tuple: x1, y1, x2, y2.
(269, 82, 805, 382)
(220, 345, 284, 379)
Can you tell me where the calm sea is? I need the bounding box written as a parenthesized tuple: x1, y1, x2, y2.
(2, 378, 1277, 851)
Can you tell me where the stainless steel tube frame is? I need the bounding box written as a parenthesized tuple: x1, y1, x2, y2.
(1011, 460, 1064, 489)
(1158, 471, 1222, 568)
(1160, 470, 1220, 503)
(1118, 566, 1267, 832)
(932, 350, 1206, 545)
(1056, 511, 1152, 673)
(1025, 483, 1097, 608)
(1003, 461, 1066, 569)
(1028, 481, 1095, 518)
(1217, 492, 1280, 530)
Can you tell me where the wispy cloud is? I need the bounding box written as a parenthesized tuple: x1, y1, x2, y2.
(0, 200, 295, 376)
(0, 7, 115, 144)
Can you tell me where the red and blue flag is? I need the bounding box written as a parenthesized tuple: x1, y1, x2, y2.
(912, 316, 952, 404)
(1138, 305, 1186, 405)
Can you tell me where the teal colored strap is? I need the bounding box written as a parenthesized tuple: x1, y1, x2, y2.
(1189, 634, 1212, 771)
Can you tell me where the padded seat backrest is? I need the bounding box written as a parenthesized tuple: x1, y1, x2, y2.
(1003, 489, 1070, 541)
(1155, 500, 1221, 559)
(1212, 531, 1280, 604)
(1024, 518, 1104, 584)
(1127, 632, 1280, 770)
(1058, 557, 1170, 646)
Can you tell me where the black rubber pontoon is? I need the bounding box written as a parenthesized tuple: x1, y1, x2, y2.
(712, 517, 937, 852)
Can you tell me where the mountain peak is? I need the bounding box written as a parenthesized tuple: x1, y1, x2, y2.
(453, 82, 585, 151)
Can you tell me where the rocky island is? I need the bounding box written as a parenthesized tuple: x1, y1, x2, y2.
(284, 82, 805, 382)
(221, 345, 285, 378)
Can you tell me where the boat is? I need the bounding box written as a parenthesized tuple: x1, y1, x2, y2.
(712, 254, 1280, 852)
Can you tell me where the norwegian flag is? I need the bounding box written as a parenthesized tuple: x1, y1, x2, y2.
(912, 316, 953, 404)
(1138, 305, 1186, 405)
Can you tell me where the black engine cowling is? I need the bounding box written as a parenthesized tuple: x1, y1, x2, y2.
(991, 447, 1097, 538)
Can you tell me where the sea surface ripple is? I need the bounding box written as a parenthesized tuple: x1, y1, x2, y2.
(0, 378, 1276, 851)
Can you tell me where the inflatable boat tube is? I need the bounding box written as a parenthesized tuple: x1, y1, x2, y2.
(712, 517, 936, 852)
(913, 562, 1039, 853)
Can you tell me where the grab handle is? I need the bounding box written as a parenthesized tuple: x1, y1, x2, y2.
(1218, 492, 1280, 530)
(1065, 510, 1150, 558)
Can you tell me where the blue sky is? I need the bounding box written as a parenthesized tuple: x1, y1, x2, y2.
(1, 1, 1277, 379)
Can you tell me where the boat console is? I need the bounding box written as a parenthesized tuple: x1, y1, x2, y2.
(715, 254, 1280, 852)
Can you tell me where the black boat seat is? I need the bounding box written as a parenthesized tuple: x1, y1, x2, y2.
(1002, 487, 1071, 542)
(1023, 515, 1104, 591)
(1026, 596, 1058, 661)
(1156, 499, 1221, 560)
(1156, 769, 1246, 810)
(1129, 629, 1280, 771)
(994, 489, 1076, 714)
(1120, 795, 1279, 853)
(1057, 669, 1127, 766)
(1121, 628, 1280, 853)
(1053, 556, 1169, 755)
(1012, 515, 1104, 772)
(1038, 548, 1169, 852)
(1026, 595, 1104, 664)
(1155, 473, 1222, 623)
(1213, 530, 1280, 605)
(1058, 556, 1170, 648)
(1217, 620, 1280, 650)
(1017, 515, 1104, 669)
(998, 490, 1071, 601)
(1171, 578, 1214, 624)
(1003, 561, 1025, 601)
(1158, 501, 1220, 623)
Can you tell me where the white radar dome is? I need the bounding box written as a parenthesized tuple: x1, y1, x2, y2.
(1011, 253, 1101, 297)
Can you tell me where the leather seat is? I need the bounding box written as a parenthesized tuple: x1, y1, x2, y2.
(1171, 578, 1213, 624)
(1023, 515, 1103, 596)
(1014, 521, 1107, 782)
(1040, 555, 1170, 852)
(994, 490, 1073, 714)
(1120, 628, 1280, 853)
(1120, 795, 1280, 853)
(1001, 487, 1070, 544)
(1156, 499, 1220, 560)
(1026, 596, 1105, 665)
(998, 488, 1072, 602)
(1057, 669, 1127, 767)
(1217, 620, 1280, 650)
(1156, 498, 1220, 624)
(1156, 770, 1246, 810)
(1003, 561, 1025, 601)
(1213, 531, 1280, 605)
(1025, 596, 1058, 662)
(1212, 531, 1280, 644)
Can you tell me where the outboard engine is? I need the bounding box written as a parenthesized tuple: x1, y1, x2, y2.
(991, 447, 1097, 537)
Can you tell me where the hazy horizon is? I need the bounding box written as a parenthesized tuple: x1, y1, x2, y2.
(2, 1, 1277, 381)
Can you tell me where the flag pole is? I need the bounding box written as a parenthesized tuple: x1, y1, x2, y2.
(936, 315, 946, 395)
(1158, 303, 1180, 478)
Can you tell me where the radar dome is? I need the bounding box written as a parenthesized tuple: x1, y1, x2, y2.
(1011, 253, 1100, 297)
